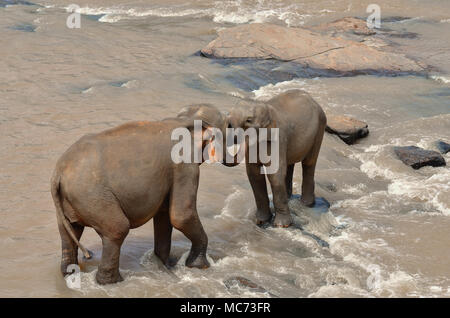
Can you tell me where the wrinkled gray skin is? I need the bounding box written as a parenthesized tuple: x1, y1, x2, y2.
(228, 90, 327, 227)
(51, 104, 229, 285)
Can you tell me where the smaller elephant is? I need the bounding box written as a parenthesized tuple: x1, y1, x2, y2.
(228, 89, 327, 227)
(51, 104, 228, 284)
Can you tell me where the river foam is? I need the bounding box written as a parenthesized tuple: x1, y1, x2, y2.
(63, 1, 312, 26)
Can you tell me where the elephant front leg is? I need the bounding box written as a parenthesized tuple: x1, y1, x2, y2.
(246, 163, 272, 225)
(301, 161, 316, 207)
(170, 164, 210, 269)
(170, 207, 210, 269)
(267, 165, 292, 228)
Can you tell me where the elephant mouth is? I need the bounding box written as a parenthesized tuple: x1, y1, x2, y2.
(207, 143, 241, 163)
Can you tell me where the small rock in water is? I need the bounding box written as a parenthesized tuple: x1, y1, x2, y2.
(325, 115, 369, 145)
(435, 140, 450, 154)
(223, 276, 268, 294)
(394, 146, 446, 169)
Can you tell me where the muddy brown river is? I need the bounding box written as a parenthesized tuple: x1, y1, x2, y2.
(0, 0, 449, 297)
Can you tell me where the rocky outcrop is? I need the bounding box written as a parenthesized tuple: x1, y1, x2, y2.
(325, 115, 369, 144)
(435, 140, 450, 154)
(394, 146, 446, 169)
(200, 23, 425, 75)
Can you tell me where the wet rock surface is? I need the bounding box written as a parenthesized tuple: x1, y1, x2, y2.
(435, 140, 450, 154)
(201, 23, 425, 75)
(223, 276, 268, 294)
(394, 146, 446, 169)
(325, 115, 369, 144)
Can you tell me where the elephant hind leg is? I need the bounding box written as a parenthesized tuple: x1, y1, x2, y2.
(153, 195, 172, 266)
(301, 129, 324, 207)
(285, 164, 295, 199)
(92, 201, 130, 285)
(58, 219, 84, 276)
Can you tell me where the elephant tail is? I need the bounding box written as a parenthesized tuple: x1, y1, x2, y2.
(51, 171, 91, 259)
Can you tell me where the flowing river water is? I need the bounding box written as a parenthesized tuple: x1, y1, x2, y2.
(0, 0, 449, 297)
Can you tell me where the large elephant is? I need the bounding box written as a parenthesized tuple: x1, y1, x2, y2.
(228, 89, 327, 227)
(51, 104, 229, 285)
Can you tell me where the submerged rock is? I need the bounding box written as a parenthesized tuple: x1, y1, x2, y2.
(325, 115, 369, 144)
(200, 23, 424, 75)
(223, 276, 268, 294)
(10, 23, 36, 32)
(0, 0, 35, 7)
(310, 17, 418, 40)
(318, 181, 338, 192)
(289, 194, 331, 215)
(435, 140, 450, 154)
(394, 146, 446, 169)
(266, 194, 342, 248)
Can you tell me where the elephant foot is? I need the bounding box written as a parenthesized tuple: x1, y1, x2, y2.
(61, 262, 77, 277)
(96, 267, 123, 285)
(273, 213, 293, 228)
(60, 251, 78, 276)
(301, 196, 315, 207)
(186, 251, 210, 269)
(255, 210, 272, 225)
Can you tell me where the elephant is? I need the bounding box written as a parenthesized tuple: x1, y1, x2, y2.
(228, 89, 327, 228)
(50, 104, 229, 285)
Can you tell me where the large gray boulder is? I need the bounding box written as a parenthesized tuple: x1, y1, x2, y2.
(200, 23, 424, 75)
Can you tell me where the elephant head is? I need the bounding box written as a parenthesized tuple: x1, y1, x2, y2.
(176, 104, 234, 165)
(177, 103, 228, 135)
(226, 103, 278, 167)
(228, 103, 272, 130)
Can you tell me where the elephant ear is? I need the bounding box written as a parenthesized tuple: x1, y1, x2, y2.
(245, 104, 272, 129)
